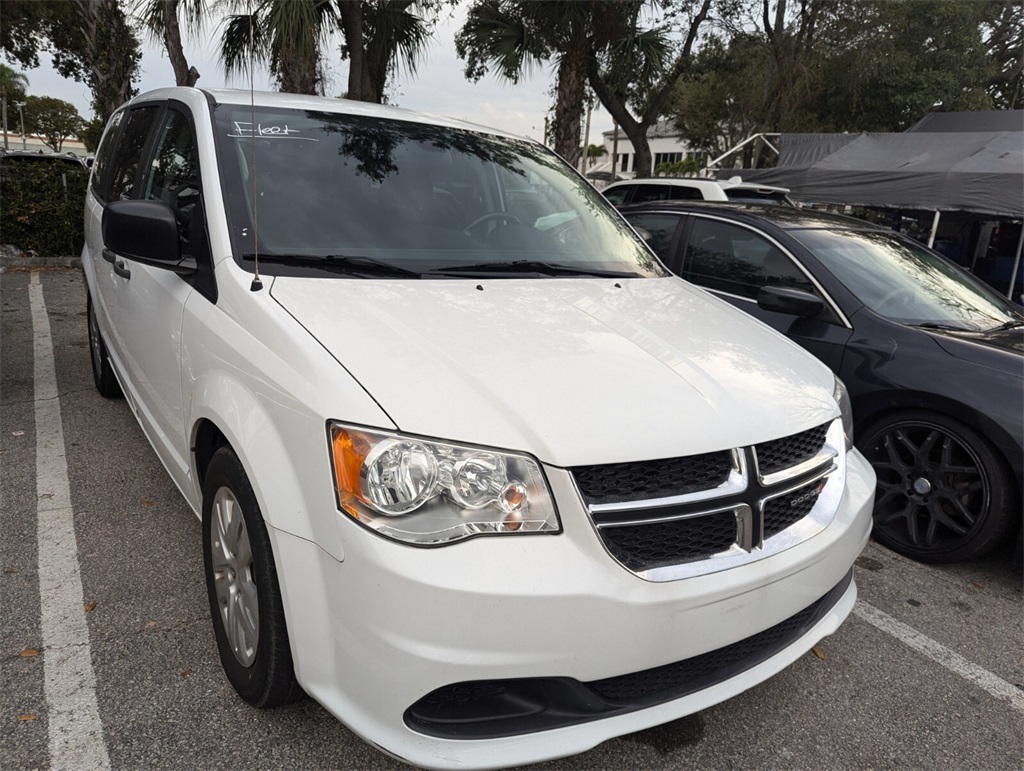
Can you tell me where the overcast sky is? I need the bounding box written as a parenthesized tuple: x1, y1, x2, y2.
(18, 5, 617, 144)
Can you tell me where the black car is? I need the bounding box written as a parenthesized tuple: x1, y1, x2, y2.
(618, 201, 1024, 563)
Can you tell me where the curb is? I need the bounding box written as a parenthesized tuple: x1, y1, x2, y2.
(0, 255, 81, 270)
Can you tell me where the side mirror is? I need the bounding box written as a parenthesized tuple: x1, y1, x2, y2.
(102, 199, 195, 274)
(757, 285, 824, 318)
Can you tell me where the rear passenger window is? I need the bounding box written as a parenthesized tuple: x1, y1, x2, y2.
(602, 186, 632, 206)
(107, 106, 160, 201)
(632, 184, 673, 203)
(90, 109, 125, 201)
(669, 186, 703, 201)
(682, 218, 816, 300)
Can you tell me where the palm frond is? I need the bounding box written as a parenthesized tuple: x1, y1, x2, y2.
(220, 11, 269, 80)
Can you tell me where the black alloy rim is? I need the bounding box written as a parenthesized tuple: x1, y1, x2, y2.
(865, 421, 989, 553)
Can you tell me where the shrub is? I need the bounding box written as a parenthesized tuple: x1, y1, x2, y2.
(0, 156, 88, 257)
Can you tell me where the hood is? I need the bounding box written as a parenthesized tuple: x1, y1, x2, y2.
(271, 276, 838, 466)
(926, 325, 1024, 366)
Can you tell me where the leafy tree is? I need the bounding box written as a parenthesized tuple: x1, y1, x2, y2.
(816, 0, 995, 131)
(670, 0, 1005, 164)
(587, 0, 715, 178)
(136, 0, 207, 87)
(0, 0, 141, 124)
(980, 0, 1023, 109)
(24, 95, 84, 153)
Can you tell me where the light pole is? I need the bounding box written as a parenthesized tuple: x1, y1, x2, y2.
(16, 101, 26, 150)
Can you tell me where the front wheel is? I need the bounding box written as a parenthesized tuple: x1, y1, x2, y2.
(87, 294, 121, 398)
(202, 446, 300, 707)
(859, 410, 1016, 563)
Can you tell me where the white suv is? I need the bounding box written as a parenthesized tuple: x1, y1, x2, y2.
(83, 87, 872, 769)
(603, 176, 794, 206)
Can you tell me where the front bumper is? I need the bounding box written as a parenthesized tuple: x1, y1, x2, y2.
(269, 448, 874, 769)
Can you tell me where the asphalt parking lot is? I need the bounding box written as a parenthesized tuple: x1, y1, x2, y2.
(2, 267, 1022, 770)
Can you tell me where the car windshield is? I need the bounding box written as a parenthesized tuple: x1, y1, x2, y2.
(212, 106, 665, 278)
(792, 228, 1023, 332)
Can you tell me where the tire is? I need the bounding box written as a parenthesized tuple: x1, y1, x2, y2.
(859, 410, 1016, 563)
(202, 446, 300, 707)
(87, 294, 122, 398)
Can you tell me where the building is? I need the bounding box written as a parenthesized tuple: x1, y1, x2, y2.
(1, 131, 88, 157)
(587, 120, 699, 181)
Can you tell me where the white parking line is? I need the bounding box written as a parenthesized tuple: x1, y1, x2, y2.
(854, 600, 1024, 715)
(30, 272, 111, 770)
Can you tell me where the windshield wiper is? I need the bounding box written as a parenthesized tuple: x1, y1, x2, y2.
(430, 260, 640, 278)
(913, 322, 974, 332)
(241, 253, 422, 278)
(994, 319, 1024, 331)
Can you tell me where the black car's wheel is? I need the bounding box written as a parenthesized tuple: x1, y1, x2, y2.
(860, 410, 1016, 563)
(202, 446, 300, 707)
(87, 294, 122, 398)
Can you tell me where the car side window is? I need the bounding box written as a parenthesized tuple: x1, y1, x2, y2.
(632, 184, 672, 203)
(682, 218, 817, 300)
(107, 106, 160, 201)
(90, 109, 125, 201)
(602, 185, 632, 206)
(624, 213, 682, 266)
(143, 109, 201, 259)
(668, 185, 703, 201)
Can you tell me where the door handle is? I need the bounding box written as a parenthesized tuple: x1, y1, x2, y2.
(113, 260, 131, 279)
(102, 247, 117, 264)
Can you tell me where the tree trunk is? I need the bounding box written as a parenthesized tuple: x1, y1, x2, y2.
(552, 30, 587, 168)
(338, 0, 368, 100)
(161, 0, 199, 87)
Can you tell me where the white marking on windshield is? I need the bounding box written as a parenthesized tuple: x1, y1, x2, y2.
(227, 121, 318, 141)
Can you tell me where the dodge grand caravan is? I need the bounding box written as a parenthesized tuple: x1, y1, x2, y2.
(83, 88, 874, 769)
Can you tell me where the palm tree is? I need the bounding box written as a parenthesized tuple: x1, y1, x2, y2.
(0, 63, 29, 150)
(221, 0, 338, 95)
(220, 0, 433, 101)
(136, 0, 207, 87)
(456, 1, 594, 167)
(349, 0, 432, 103)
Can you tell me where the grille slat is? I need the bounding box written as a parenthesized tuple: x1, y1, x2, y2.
(755, 424, 829, 477)
(600, 511, 737, 571)
(572, 451, 731, 506)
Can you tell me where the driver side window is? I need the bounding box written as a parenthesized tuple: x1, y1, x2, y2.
(144, 110, 201, 259)
(682, 218, 816, 300)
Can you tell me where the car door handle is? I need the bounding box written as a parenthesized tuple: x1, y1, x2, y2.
(102, 248, 117, 264)
(113, 259, 131, 280)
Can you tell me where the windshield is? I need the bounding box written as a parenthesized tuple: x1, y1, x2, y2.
(792, 228, 1023, 332)
(212, 106, 665, 278)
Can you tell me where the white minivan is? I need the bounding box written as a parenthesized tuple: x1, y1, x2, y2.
(83, 88, 873, 769)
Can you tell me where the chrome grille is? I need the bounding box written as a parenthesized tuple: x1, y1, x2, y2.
(573, 420, 841, 580)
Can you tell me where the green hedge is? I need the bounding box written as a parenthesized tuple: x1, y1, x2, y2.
(0, 158, 88, 257)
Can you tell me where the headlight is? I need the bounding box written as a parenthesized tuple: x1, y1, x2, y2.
(328, 423, 560, 545)
(832, 375, 854, 446)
